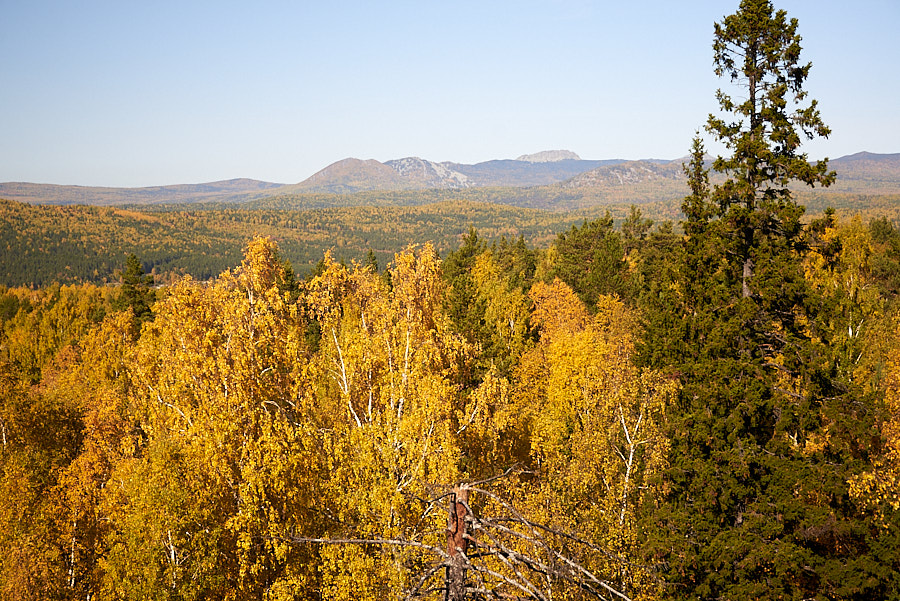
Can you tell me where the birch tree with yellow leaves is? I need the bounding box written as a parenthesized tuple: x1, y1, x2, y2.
(103, 237, 322, 600)
(303, 244, 474, 599)
(48, 311, 137, 600)
(516, 279, 676, 599)
(849, 312, 900, 525)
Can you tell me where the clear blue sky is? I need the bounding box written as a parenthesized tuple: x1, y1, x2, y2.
(2, 0, 897, 187)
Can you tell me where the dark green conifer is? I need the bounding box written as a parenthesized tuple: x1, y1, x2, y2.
(363, 248, 379, 273)
(549, 212, 628, 309)
(443, 227, 489, 348)
(115, 253, 155, 328)
(492, 235, 536, 293)
(621, 205, 654, 254)
(641, 1, 896, 598)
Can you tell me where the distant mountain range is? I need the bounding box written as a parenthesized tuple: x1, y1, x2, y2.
(0, 178, 283, 206)
(1, 151, 898, 207)
(278, 153, 619, 194)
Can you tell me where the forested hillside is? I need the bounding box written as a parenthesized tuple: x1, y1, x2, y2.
(0, 198, 660, 287)
(3, 190, 897, 288)
(2, 1, 900, 600)
(0, 179, 284, 206)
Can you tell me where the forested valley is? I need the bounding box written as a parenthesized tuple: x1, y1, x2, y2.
(0, 199, 625, 287)
(3, 192, 898, 289)
(3, 1, 900, 599)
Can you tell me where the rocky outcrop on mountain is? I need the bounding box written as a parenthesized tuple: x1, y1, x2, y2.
(297, 156, 608, 192)
(516, 150, 581, 162)
(384, 157, 471, 189)
(447, 159, 607, 187)
(564, 160, 685, 188)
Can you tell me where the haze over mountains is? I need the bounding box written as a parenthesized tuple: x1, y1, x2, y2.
(1, 150, 898, 207)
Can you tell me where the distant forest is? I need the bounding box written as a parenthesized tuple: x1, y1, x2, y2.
(0, 198, 658, 286)
(2, 191, 899, 287)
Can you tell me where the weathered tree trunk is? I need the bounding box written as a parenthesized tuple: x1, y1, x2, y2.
(446, 487, 469, 601)
(742, 257, 753, 298)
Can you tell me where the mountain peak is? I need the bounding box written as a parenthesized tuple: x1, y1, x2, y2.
(296, 158, 405, 193)
(516, 150, 581, 163)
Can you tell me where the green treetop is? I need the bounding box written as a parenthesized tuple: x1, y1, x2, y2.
(707, 0, 835, 297)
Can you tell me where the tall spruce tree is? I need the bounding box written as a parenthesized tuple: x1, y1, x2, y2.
(641, 1, 896, 599)
(707, 0, 833, 301)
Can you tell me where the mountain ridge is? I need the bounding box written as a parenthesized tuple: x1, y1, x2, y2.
(0, 178, 283, 205)
(2, 151, 898, 207)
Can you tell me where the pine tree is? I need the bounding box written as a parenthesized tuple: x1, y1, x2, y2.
(707, 0, 834, 300)
(642, 1, 895, 598)
(443, 228, 490, 362)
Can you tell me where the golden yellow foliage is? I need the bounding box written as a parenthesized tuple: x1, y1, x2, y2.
(804, 215, 883, 386)
(0, 238, 679, 599)
(105, 237, 321, 599)
(515, 279, 676, 599)
(304, 244, 472, 597)
(849, 311, 900, 524)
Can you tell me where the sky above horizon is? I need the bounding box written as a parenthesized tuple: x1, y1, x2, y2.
(2, 0, 898, 188)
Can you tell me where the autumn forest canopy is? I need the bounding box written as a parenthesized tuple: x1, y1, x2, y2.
(2, 1, 900, 600)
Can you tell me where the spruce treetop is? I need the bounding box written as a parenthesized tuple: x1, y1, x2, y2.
(708, 0, 834, 211)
